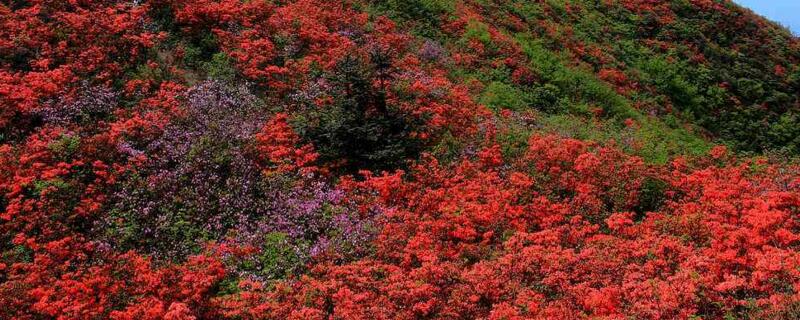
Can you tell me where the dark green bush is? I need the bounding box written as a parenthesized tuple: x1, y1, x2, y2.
(295, 54, 423, 173)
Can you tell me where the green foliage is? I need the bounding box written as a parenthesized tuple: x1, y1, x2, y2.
(102, 196, 210, 260)
(48, 134, 80, 160)
(636, 55, 705, 113)
(768, 112, 800, 155)
(539, 114, 709, 164)
(633, 177, 669, 219)
(430, 131, 465, 165)
(372, 0, 455, 37)
(1, 244, 34, 265)
(242, 232, 304, 280)
(202, 52, 237, 81)
(461, 19, 493, 47)
(517, 35, 639, 120)
(185, 33, 218, 63)
(294, 54, 423, 173)
(128, 62, 171, 83)
(32, 179, 70, 196)
(480, 81, 527, 111)
(297, 105, 422, 173)
(528, 83, 562, 113)
(376, 0, 455, 21)
(496, 116, 533, 160)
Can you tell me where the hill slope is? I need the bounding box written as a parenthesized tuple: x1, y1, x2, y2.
(1, 0, 800, 318)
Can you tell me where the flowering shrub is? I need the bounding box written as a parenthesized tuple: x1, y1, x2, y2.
(291, 54, 427, 173)
(1, 0, 799, 319)
(255, 112, 319, 175)
(0, 0, 160, 139)
(98, 81, 377, 270)
(38, 83, 119, 126)
(215, 138, 800, 319)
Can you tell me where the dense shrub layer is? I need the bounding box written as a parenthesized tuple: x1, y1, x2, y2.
(1, 0, 799, 319)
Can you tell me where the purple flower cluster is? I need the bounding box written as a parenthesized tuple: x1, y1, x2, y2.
(224, 180, 380, 280)
(95, 80, 379, 277)
(39, 83, 118, 125)
(419, 39, 446, 63)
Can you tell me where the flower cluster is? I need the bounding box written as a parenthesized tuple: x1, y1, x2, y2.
(219, 137, 800, 319)
(1, 0, 799, 319)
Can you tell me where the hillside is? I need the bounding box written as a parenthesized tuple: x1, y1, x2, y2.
(1, 0, 800, 318)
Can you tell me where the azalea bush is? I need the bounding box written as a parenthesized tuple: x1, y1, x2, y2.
(1, 0, 800, 319)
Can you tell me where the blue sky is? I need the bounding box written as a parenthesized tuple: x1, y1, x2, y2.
(733, 0, 800, 35)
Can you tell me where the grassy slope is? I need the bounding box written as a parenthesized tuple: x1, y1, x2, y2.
(366, 0, 799, 163)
